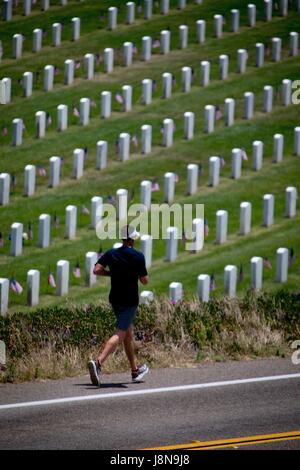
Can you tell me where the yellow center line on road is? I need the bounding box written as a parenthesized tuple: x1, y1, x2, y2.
(144, 430, 300, 450)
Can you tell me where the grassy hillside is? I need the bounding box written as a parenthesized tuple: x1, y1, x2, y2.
(0, 0, 299, 313)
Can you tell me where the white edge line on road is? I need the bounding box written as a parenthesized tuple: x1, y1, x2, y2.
(1, 373, 300, 411)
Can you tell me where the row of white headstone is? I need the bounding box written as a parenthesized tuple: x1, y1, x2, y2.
(6, 73, 296, 149)
(2, 0, 69, 22)
(163, 246, 292, 305)
(3, 184, 297, 262)
(2, 0, 204, 23)
(1, 124, 299, 208)
(4, 25, 297, 104)
(0, 242, 293, 315)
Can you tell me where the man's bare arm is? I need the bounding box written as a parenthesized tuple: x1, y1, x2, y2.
(93, 263, 111, 277)
(139, 276, 149, 285)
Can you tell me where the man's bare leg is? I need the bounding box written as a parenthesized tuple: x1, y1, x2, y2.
(98, 329, 126, 366)
(124, 326, 137, 371)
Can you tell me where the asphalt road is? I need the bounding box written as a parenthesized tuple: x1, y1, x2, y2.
(0, 358, 300, 451)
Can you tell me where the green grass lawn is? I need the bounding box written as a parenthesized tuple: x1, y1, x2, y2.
(0, 0, 299, 314)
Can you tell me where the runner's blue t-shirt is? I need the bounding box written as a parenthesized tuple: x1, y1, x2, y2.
(97, 245, 148, 307)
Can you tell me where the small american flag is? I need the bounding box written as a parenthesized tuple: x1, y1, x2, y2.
(210, 274, 216, 291)
(264, 257, 272, 269)
(73, 106, 80, 117)
(215, 108, 223, 121)
(73, 261, 81, 278)
(38, 167, 46, 177)
(81, 205, 90, 215)
(182, 230, 186, 248)
(0, 232, 4, 248)
(28, 223, 33, 240)
(46, 113, 52, 127)
(75, 60, 81, 69)
(151, 182, 160, 192)
(10, 278, 23, 295)
(115, 93, 124, 104)
(107, 195, 116, 205)
(48, 269, 56, 288)
(2, 127, 8, 137)
(220, 156, 226, 168)
(289, 247, 296, 267)
(54, 214, 59, 228)
(204, 219, 209, 236)
(131, 134, 138, 147)
(238, 264, 244, 283)
(153, 39, 161, 49)
(241, 148, 248, 161)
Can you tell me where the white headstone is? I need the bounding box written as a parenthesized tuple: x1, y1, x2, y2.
(161, 30, 171, 55)
(65, 205, 77, 239)
(0, 279, 9, 317)
(144, 0, 153, 19)
(166, 228, 178, 262)
(224, 265, 237, 298)
(205, 105, 215, 133)
(13, 34, 23, 59)
(252, 140, 263, 171)
(273, 134, 284, 163)
(84, 53, 94, 80)
(140, 291, 154, 304)
(178, 0, 186, 9)
(101, 91, 112, 119)
(119, 133, 130, 161)
(142, 79, 152, 105)
(182, 67, 191, 93)
(285, 187, 297, 218)
(73, 148, 84, 179)
(35, 111, 46, 139)
(22, 72, 33, 98)
(264, 0, 272, 22)
(33, 28, 42, 53)
(219, 55, 229, 80)
(2, 78, 12, 104)
(42, 0, 50, 11)
(240, 202, 252, 235)
(263, 194, 274, 227)
(3, 0, 12, 22)
(116, 189, 128, 221)
(164, 172, 175, 203)
(244, 92, 254, 119)
(141, 234, 152, 268)
(248, 4, 256, 27)
(57, 104, 68, 131)
(85, 252, 98, 287)
(56, 260, 69, 296)
(231, 148, 242, 179)
(141, 181, 152, 210)
(214, 14, 223, 38)
(24, 165, 36, 197)
(80, 98, 90, 126)
(197, 274, 210, 302)
(281, 79, 291, 106)
(27, 270, 40, 307)
(10, 222, 23, 256)
(251, 257, 263, 290)
(108, 6, 118, 30)
(96, 141, 108, 170)
(126, 2, 135, 24)
(72, 17, 80, 41)
(123, 42, 133, 66)
(12, 118, 23, 146)
(231, 9, 240, 32)
(49, 156, 60, 188)
(161, 0, 170, 15)
(142, 36, 152, 61)
(216, 210, 228, 244)
(169, 282, 182, 303)
(255, 43, 264, 68)
(200, 61, 210, 87)
(38, 214, 51, 248)
(294, 127, 300, 156)
(184, 112, 194, 140)
(272, 37, 282, 62)
(209, 156, 220, 187)
(179, 25, 188, 49)
(163, 119, 174, 147)
(162, 72, 172, 99)
(64, 59, 75, 85)
(187, 164, 198, 195)
(91, 196, 103, 229)
(191, 218, 204, 252)
(104, 48, 114, 73)
(237, 49, 247, 74)
(196, 19, 206, 44)
(122, 85, 132, 112)
(224, 98, 235, 126)
(0, 173, 10, 206)
(279, 0, 288, 16)
(290, 32, 298, 57)
(52, 23, 62, 47)
(141, 125, 152, 154)
(276, 248, 288, 283)
(44, 65, 54, 91)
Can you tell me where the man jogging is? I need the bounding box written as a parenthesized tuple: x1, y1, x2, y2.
(88, 225, 149, 387)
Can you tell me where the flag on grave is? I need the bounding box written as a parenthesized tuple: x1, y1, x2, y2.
(73, 260, 81, 278)
(48, 268, 56, 288)
(10, 278, 23, 295)
(264, 257, 272, 269)
(210, 274, 216, 291)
